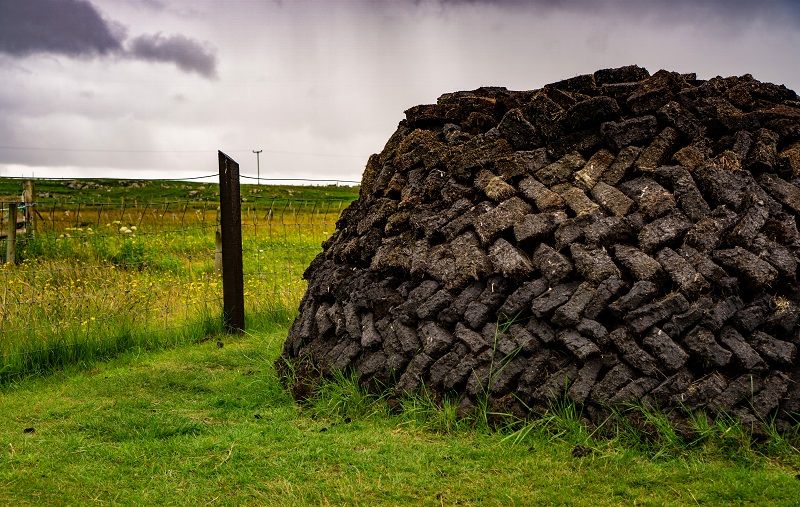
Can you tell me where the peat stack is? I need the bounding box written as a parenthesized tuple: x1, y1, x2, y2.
(281, 66, 800, 429)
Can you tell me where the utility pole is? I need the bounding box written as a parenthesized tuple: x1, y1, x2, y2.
(252, 149, 262, 186)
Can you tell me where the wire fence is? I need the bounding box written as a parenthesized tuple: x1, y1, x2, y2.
(0, 176, 359, 383)
(241, 195, 351, 317)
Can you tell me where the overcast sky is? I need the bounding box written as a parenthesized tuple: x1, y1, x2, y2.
(1, 0, 799, 182)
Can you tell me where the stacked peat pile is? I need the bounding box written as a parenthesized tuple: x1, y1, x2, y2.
(281, 66, 800, 429)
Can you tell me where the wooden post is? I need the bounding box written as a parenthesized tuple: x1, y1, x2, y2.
(23, 180, 35, 237)
(6, 203, 16, 265)
(214, 209, 223, 273)
(218, 151, 245, 333)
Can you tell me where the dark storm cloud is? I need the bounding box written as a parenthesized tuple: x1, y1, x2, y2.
(0, 0, 123, 57)
(129, 33, 217, 78)
(424, 0, 800, 26)
(0, 0, 217, 78)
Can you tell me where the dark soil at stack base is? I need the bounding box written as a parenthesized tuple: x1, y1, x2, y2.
(280, 66, 800, 432)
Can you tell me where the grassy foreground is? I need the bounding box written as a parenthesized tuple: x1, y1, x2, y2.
(1, 325, 799, 506)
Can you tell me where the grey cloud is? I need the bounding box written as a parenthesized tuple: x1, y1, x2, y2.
(0, 0, 218, 78)
(0, 0, 123, 56)
(128, 33, 217, 78)
(421, 0, 800, 27)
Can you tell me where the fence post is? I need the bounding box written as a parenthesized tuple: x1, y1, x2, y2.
(215, 209, 223, 273)
(5, 203, 16, 265)
(218, 151, 245, 333)
(23, 180, 35, 237)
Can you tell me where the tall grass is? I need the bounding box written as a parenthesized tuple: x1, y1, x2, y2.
(0, 184, 356, 383)
(303, 372, 800, 466)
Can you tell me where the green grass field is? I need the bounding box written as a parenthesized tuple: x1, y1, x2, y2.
(2, 178, 799, 505)
(1, 178, 358, 383)
(1, 325, 798, 505)
(0, 177, 360, 203)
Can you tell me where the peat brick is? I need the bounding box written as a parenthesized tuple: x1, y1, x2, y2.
(584, 216, 633, 246)
(535, 365, 580, 401)
(678, 246, 734, 289)
(429, 344, 469, 390)
(676, 374, 727, 410)
(571, 244, 621, 282)
(591, 364, 635, 403)
(655, 166, 711, 222)
(536, 153, 586, 186)
(455, 322, 490, 353)
(568, 358, 604, 403)
(591, 181, 634, 216)
(527, 318, 557, 345)
(729, 205, 769, 246)
(602, 146, 642, 185)
(694, 165, 747, 210)
(635, 127, 680, 172)
(614, 244, 662, 281)
(583, 277, 627, 320)
(609, 281, 659, 315)
(518, 177, 566, 210)
(497, 108, 540, 150)
(419, 322, 453, 358)
(655, 247, 709, 295)
(732, 298, 772, 333)
(601, 116, 659, 150)
(752, 331, 797, 366)
(416, 289, 454, 321)
(439, 282, 485, 324)
(554, 217, 589, 250)
(625, 292, 690, 334)
(719, 326, 766, 371)
(474, 197, 532, 245)
(499, 278, 549, 317)
(682, 326, 732, 367)
(593, 65, 650, 85)
(638, 213, 692, 253)
(672, 144, 708, 171)
(509, 324, 541, 354)
(531, 283, 580, 318)
(576, 319, 610, 346)
(751, 372, 790, 419)
(395, 321, 422, 356)
(701, 296, 743, 331)
(360, 313, 383, 349)
(619, 177, 676, 219)
(708, 374, 762, 413)
(642, 327, 689, 371)
(657, 101, 704, 139)
(609, 327, 661, 377)
(684, 206, 739, 252)
(464, 300, 491, 330)
(751, 235, 798, 278)
(610, 377, 660, 404)
(564, 97, 621, 131)
(557, 184, 601, 217)
(575, 149, 615, 190)
(553, 282, 597, 327)
(661, 298, 710, 338)
(514, 211, 567, 243)
(533, 243, 574, 282)
(489, 238, 535, 278)
(713, 247, 779, 287)
(746, 128, 779, 173)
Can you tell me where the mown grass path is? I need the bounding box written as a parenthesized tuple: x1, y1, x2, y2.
(1, 326, 798, 505)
